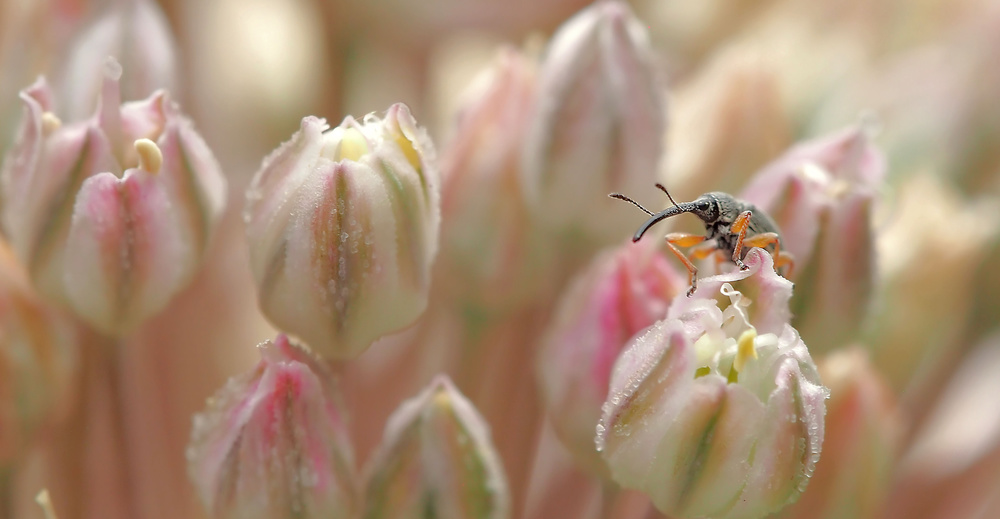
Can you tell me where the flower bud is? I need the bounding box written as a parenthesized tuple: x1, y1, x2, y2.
(776, 348, 901, 519)
(522, 0, 666, 244)
(537, 238, 685, 474)
(0, 241, 78, 465)
(0, 58, 226, 334)
(740, 126, 885, 352)
(668, 47, 792, 198)
(187, 335, 358, 519)
(363, 375, 509, 519)
(245, 104, 439, 359)
(438, 47, 554, 312)
(60, 0, 179, 120)
(597, 249, 827, 519)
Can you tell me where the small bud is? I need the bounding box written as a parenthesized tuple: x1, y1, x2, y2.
(537, 239, 685, 474)
(60, 0, 179, 119)
(740, 126, 885, 352)
(245, 104, 440, 359)
(0, 241, 78, 465)
(187, 335, 358, 519)
(363, 375, 509, 519)
(598, 249, 828, 519)
(438, 47, 554, 311)
(0, 59, 226, 334)
(522, 0, 666, 244)
(776, 348, 901, 519)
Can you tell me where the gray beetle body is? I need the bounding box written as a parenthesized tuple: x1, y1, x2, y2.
(630, 191, 783, 261)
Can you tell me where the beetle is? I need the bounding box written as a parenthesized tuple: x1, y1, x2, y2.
(609, 184, 794, 296)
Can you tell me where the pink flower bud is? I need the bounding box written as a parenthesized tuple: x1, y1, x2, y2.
(0, 58, 226, 334)
(363, 375, 509, 519)
(245, 104, 439, 359)
(522, 0, 666, 244)
(60, 0, 179, 120)
(598, 249, 828, 519)
(537, 238, 685, 474)
(0, 241, 78, 465)
(438, 47, 554, 311)
(740, 126, 885, 352)
(777, 348, 902, 519)
(187, 335, 358, 519)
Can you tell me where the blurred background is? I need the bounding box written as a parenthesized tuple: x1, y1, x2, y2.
(1, 0, 999, 518)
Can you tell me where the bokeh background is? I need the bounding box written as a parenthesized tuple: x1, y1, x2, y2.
(1, 0, 999, 518)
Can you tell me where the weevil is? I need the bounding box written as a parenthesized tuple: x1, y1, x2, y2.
(609, 184, 794, 296)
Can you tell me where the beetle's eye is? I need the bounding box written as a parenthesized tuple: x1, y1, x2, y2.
(698, 200, 711, 210)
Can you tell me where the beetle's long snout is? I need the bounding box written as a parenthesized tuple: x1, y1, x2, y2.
(632, 204, 695, 242)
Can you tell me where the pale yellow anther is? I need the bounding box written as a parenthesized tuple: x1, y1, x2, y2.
(431, 388, 453, 413)
(733, 328, 758, 374)
(336, 127, 370, 162)
(41, 112, 62, 135)
(36, 489, 60, 519)
(134, 138, 163, 174)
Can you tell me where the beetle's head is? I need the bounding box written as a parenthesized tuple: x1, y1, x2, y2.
(687, 193, 724, 225)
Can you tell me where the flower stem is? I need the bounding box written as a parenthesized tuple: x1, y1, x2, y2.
(102, 336, 140, 519)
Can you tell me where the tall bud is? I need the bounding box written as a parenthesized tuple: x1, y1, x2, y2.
(438, 47, 553, 312)
(245, 104, 440, 359)
(0, 58, 226, 334)
(187, 335, 358, 519)
(522, 0, 666, 244)
(537, 238, 685, 474)
(363, 375, 509, 519)
(740, 126, 885, 353)
(597, 249, 828, 519)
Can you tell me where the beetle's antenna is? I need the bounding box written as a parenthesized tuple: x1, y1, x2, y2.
(655, 183, 681, 208)
(609, 193, 654, 216)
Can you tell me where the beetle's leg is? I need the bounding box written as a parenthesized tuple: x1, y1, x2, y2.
(665, 233, 707, 297)
(730, 210, 753, 270)
(743, 232, 796, 277)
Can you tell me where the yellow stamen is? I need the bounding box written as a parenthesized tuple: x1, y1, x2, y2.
(733, 328, 758, 374)
(41, 112, 62, 135)
(336, 127, 369, 162)
(134, 138, 163, 174)
(393, 131, 421, 171)
(36, 489, 60, 519)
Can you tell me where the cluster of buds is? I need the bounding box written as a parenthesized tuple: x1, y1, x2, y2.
(597, 249, 828, 519)
(0, 57, 226, 335)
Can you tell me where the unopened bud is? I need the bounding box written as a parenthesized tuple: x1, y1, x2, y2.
(187, 335, 358, 519)
(363, 375, 509, 519)
(537, 239, 685, 474)
(245, 104, 440, 359)
(740, 126, 885, 352)
(438, 47, 554, 311)
(522, 0, 666, 244)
